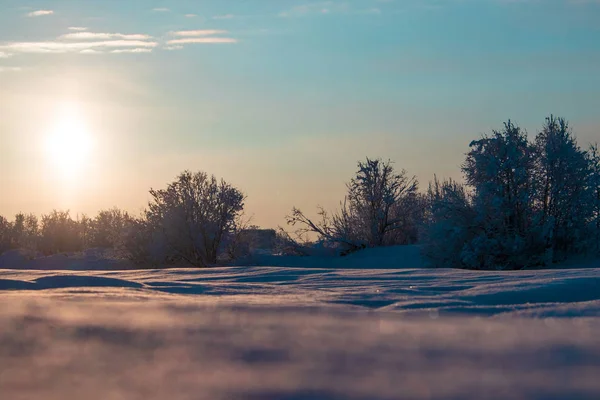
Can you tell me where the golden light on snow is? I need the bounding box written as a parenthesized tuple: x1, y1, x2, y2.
(44, 102, 94, 181)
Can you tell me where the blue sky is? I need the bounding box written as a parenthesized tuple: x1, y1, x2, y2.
(1, 0, 599, 227)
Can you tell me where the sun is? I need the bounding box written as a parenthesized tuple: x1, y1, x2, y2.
(44, 102, 94, 179)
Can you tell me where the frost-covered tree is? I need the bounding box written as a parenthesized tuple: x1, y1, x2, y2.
(586, 143, 600, 253)
(532, 116, 591, 261)
(461, 120, 538, 269)
(287, 158, 419, 253)
(147, 170, 245, 267)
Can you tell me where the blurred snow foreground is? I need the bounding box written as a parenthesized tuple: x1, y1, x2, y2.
(1, 246, 600, 399)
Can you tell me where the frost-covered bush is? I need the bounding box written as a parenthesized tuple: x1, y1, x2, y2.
(286, 158, 420, 254)
(422, 177, 477, 268)
(146, 170, 245, 267)
(118, 217, 168, 267)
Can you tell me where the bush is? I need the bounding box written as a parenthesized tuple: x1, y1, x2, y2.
(119, 216, 168, 267)
(145, 170, 245, 267)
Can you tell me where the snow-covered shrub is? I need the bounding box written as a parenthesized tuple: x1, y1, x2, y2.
(146, 170, 245, 267)
(118, 216, 168, 267)
(286, 158, 420, 254)
(422, 177, 477, 268)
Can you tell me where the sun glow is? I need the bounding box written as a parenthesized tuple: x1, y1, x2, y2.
(44, 102, 94, 180)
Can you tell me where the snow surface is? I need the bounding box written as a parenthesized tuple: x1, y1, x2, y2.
(1, 246, 600, 399)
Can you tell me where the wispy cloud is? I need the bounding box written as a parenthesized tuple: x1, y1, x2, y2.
(185, 14, 198, 18)
(279, 2, 342, 17)
(27, 10, 54, 17)
(60, 32, 153, 40)
(0, 67, 22, 73)
(152, 8, 170, 12)
(0, 51, 12, 58)
(167, 37, 237, 45)
(164, 45, 184, 51)
(111, 48, 153, 54)
(80, 49, 102, 55)
(0, 40, 158, 54)
(170, 30, 227, 37)
(279, 2, 383, 17)
(68, 27, 88, 31)
(213, 14, 235, 19)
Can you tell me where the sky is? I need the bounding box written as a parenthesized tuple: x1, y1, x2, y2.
(0, 0, 599, 228)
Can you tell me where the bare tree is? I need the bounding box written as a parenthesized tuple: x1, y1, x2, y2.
(287, 158, 419, 253)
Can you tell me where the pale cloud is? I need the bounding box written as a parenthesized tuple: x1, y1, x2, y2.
(27, 10, 54, 17)
(164, 45, 184, 50)
(152, 8, 170, 12)
(167, 37, 237, 45)
(279, 2, 383, 17)
(111, 48, 153, 54)
(170, 30, 227, 37)
(0, 67, 22, 72)
(68, 27, 88, 31)
(185, 14, 198, 18)
(60, 32, 153, 40)
(279, 2, 342, 17)
(0, 52, 12, 58)
(80, 49, 102, 55)
(0, 40, 158, 54)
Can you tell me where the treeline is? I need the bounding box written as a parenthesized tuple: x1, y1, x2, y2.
(0, 171, 268, 267)
(287, 115, 600, 269)
(1, 115, 599, 269)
